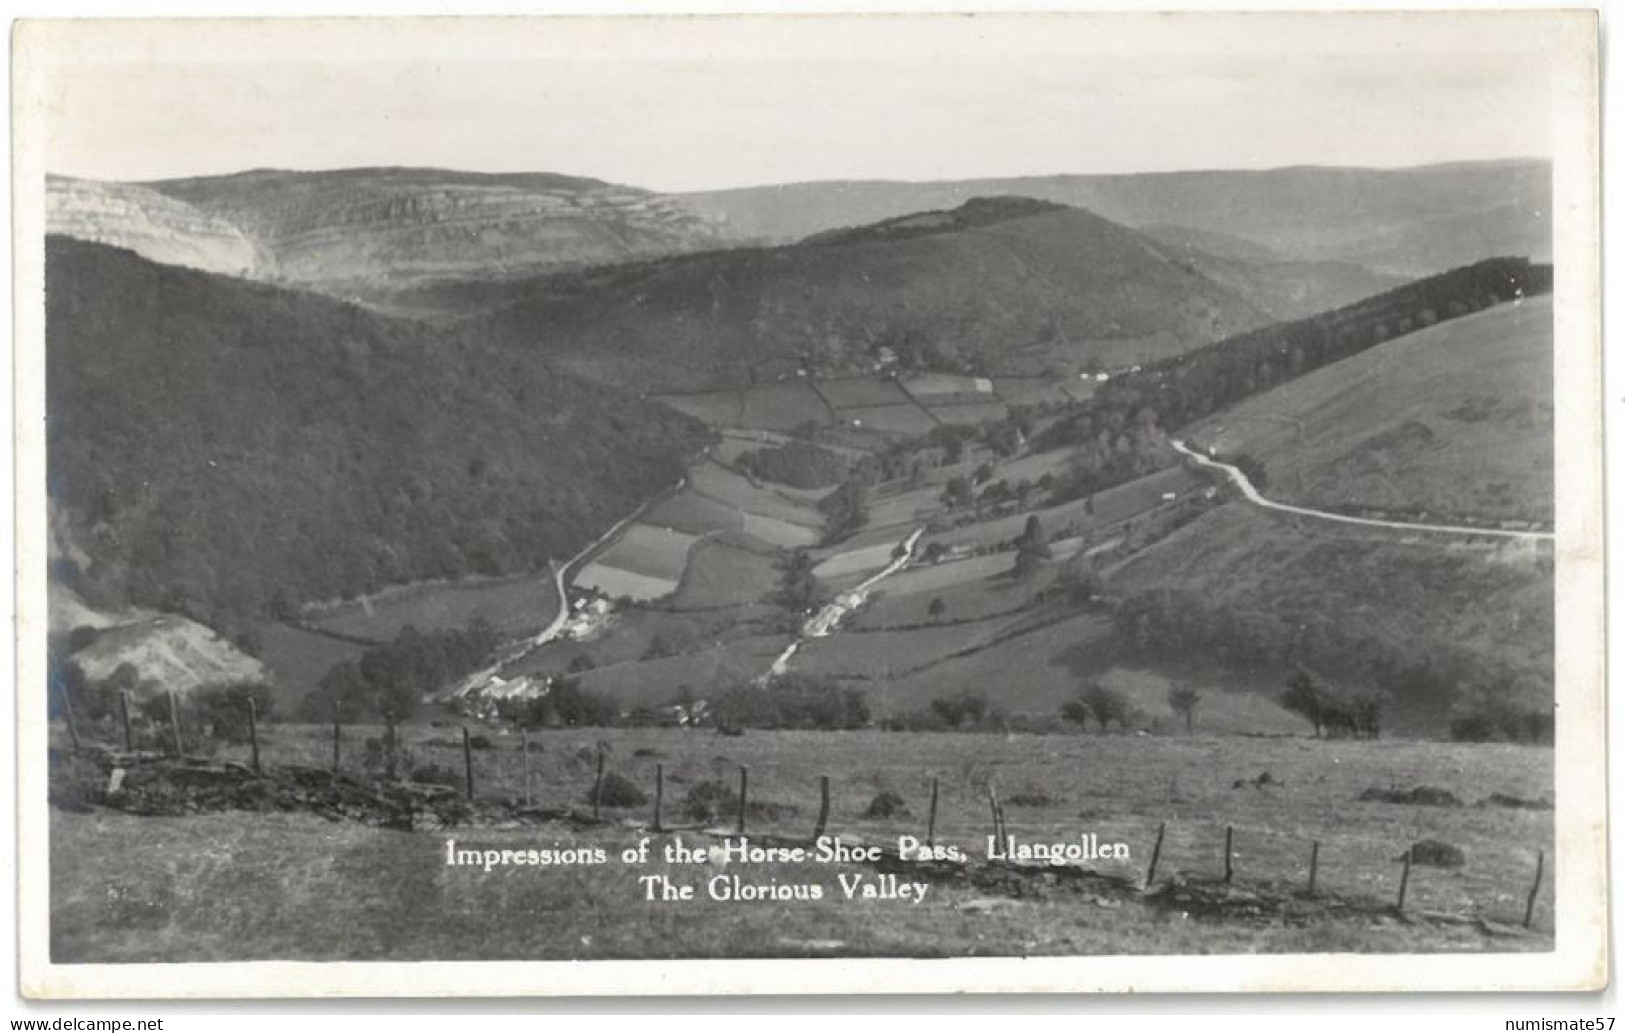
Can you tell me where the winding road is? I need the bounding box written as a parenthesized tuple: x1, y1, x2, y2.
(1170, 440, 1554, 542)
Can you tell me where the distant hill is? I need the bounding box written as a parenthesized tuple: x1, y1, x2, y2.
(46, 236, 711, 639)
(681, 159, 1551, 278)
(471, 196, 1275, 391)
(1140, 226, 1407, 321)
(47, 167, 726, 303)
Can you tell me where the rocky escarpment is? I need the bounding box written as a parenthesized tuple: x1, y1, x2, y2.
(47, 176, 260, 277)
(47, 167, 726, 299)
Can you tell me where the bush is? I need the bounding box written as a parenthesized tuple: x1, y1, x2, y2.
(1068, 682, 1130, 732)
(862, 791, 910, 819)
(682, 779, 738, 822)
(590, 771, 648, 809)
(410, 762, 461, 788)
(522, 677, 619, 728)
(929, 690, 990, 729)
(711, 675, 869, 731)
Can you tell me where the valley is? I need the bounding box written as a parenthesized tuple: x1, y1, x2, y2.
(40, 158, 1561, 964)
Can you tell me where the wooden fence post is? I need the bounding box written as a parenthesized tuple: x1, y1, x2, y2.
(812, 775, 830, 840)
(119, 691, 133, 753)
(926, 776, 939, 848)
(1396, 847, 1412, 912)
(592, 745, 606, 820)
(987, 785, 1005, 845)
(247, 695, 261, 774)
(653, 763, 664, 833)
(1524, 849, 1545, 929)
(520, 729, 532, 807)
(332, 701, 342, 774)
(166, 691, 184, 757)
(736, 765, 749, 835)
(1308, 841, 1320, 897)
(57, 680, 80, 752)
(462, 726, 475, 801)
(1223, 825, 1234, 884)
(1144, 822, 1166, 888)
(383, 707, 397, 781)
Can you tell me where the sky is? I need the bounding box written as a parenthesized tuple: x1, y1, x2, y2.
(33, 13, 1566, 192)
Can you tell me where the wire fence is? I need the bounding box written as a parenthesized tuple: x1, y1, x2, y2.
(54, 684, 1555, 933)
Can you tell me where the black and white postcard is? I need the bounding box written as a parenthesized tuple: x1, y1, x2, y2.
(11, 9, 1605, 997)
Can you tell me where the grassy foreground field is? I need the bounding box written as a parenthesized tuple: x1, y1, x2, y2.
(52, 726, 1552, 962)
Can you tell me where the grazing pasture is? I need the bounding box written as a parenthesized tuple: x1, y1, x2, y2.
(641, 491, 745, 537)
(868, 552, 1019, 598)
(573, 564, 680, 603)
(814, 377, 914, 409)
(813, 541, 907, 581)
(923, 400, 1008, 425)
(670, 539, 784, 610)
(992, 376, 1084, 407)
(307, 574, 561, 644)
(652, 390, 743, 426)
(688, 461, 825, 530)
(591, 524, 698, 582)
(738, 381, 833, 430)
(575, 634, 794, 705)
(252, 623, 366, 710)
(51, 726, 1554, 963)
(835, 403, 938, 435)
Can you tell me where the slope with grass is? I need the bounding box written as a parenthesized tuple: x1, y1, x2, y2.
(1185, 297, 1553, 524)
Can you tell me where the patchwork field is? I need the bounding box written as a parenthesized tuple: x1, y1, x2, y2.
(688, 461, 825, 531)
(652, 390, 744, 426)
(923, 400, 1008, 425)
(900, 372, 994, 398)
(51, 726, 1554, 963)
(249, 623, 365, 712)
(992, 376, 1087, 407)
(575, 634, 795, 706)
(670, 538, 784, 611)
(739, 381, 834, 430)
(836, 402, 938, 435)
(813, 376, 914, 408)
(307, 573, 561, 644)
(812, 541, 905, 582)
(573, 523, 701, 602)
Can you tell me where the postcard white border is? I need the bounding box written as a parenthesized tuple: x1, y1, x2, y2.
(11, 9, 1606, 998)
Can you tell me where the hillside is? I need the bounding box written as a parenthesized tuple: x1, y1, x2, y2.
(1186, 297, 1553, 523)
(681, 159, 1551, 278)
(473, 197, 1274, 391)
(1141, 227, 1406, 321)
(1105, 296, 1554, 735)
(45, 236, 711, 639)
(47, 168, 725, 303)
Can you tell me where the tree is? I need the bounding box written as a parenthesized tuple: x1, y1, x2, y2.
(1280, 668, 1324, 738)
(776, 549, 823, 612)
(1055, 560, 1103, 606)
(1079, 681, 1130, 732)
(1012, 546, 1045, 581)
(1016, 515, 1052, 557)
(1167, 684, 1201, 733)
(927, 597, 947, 623)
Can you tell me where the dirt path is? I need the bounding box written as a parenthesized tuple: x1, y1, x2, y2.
(1171, 440, 1555, 543)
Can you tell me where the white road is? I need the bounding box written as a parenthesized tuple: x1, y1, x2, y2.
(1170, 439, 1554, 543)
